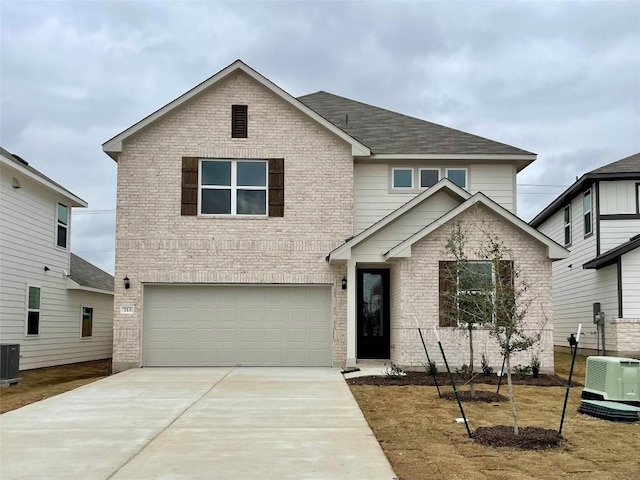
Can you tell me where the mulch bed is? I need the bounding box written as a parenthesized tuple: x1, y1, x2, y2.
(474, 425, 563, 449)
(441, 390, 507, 403)
(345, 371, 578, 387)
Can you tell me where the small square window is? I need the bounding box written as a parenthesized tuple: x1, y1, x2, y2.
(446, 169, 467, 189)
(420, 169, 440, 188)
(392, 168, 413, 189)
(81, 307, 93, 338)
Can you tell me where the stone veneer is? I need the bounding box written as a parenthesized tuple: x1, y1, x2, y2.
(113, 71, 352, 371)
(608, 318, 640, 357)
(388, 205, 555, 372)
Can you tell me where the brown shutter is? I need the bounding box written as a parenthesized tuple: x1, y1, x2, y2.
(439, 261, 458, 327)
(231, 105, 248, 138)
(181, 157, 199, 216)
(268, 158, 284, 217)
(496, 260, 514, 327)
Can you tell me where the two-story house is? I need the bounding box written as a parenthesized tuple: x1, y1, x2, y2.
(0, 147, 114, 370)
(531, 153, 640, 358)
(103, 60, 566, 373)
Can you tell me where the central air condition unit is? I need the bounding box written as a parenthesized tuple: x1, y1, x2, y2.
(0, 344, 21, 386)
(582, 356, 640, 406)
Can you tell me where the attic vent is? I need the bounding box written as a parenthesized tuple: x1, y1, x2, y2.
(231, 105, 248, 138)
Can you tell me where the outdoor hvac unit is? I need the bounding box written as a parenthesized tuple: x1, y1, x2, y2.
(582, 356, 640, 406)
(0, 344, 20, 383)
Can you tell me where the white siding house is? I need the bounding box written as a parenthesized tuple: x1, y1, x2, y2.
(531, 152, 640, 358)
(0, 147, 114, 370)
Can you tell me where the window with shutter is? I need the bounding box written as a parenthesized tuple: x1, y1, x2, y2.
(231, 105, 248, 138)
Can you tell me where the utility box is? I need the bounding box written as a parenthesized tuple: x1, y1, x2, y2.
(582, 356, 640, 405)
(0, 344, 20, 386)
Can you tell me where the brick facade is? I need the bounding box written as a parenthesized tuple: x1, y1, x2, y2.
(113, 72, 352, 371)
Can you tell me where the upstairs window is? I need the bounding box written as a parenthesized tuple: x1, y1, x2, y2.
(420, 169, 440, 188)
(563, 205, 572, 246)
(199, 159, 267, 215)
(81, 306, 93, 338)
(583, 189, 592, 236)
(446, 168, 467, 189)
(231, 105, 248, 138)
(56, 203, 68, 248)
(392, 168, 413, 189)
(26, 286, 41, 336)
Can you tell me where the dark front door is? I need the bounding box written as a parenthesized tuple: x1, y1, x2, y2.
(357, 269, 390, 359)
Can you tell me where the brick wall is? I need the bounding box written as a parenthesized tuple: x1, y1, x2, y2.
(389, 204, 555, 372)
(113, 72, 352, 371)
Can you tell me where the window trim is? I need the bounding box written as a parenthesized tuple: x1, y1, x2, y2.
(419, 168, 441, 189)
(25, 285, 41, 337)
(198, 159, 268, 216)
(391, 167, 415, 190)
(56, 203, 69, 249)
(445, 168, 468, 189)
(583, 189, 593, 237)
(563, 204, 572, 246)
(81, 306, 94, 338)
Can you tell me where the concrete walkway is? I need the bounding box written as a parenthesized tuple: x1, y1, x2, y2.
(0, 367, 396, 479)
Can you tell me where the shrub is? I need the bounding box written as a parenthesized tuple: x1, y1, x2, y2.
(513, 364, 532, 380)
(424, 361, 439, 376)
(384, 362, 406, 379)
(481, 353, 493, 376)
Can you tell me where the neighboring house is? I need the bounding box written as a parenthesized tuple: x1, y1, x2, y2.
(531, 153, 640, 357)
(103, 60, 567, 373)
(0, 147, 114, 370)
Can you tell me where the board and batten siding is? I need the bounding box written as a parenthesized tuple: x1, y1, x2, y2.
(0, 163, 113, 370)
(354, 162, 516, 233)
(600, 219, 640, 253)
(599, 180, 640, 215)
(622, 248, 640, 318)
(537, 191, 619, 350)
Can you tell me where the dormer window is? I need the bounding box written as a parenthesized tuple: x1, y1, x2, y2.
(232, 105, 248, 138)
(56, 203, 68, 248)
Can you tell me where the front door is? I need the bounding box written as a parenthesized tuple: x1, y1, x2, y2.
(357, 269, 390, 359)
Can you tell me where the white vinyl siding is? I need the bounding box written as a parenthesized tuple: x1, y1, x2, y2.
(600, 219, 640, 253)
(354, 162, 517, 233)
(599, 180, 640, 215)
(621, 248, 640, 317)
(0, 163, 113, 370)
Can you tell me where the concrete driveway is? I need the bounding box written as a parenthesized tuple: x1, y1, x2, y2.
(0, 367, 396, 480)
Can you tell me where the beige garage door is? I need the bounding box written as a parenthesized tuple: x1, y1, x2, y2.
(143, 285, 332, 366)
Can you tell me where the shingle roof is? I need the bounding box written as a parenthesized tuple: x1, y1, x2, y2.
(583, 234, 640, 270)
(589, 152, 640, 174)
(297, 91, 534, 156)
(70, 253, 114, 293)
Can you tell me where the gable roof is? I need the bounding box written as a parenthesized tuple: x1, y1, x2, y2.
(327, 179, 471, 262)
(384, 192, 568, 261)
(67, 253, 114, 294)
(530, 152, 640, 228)
(583, 234, 640, 270)
(102, 60, 370, 160)
(1, 147, 87, 207)
(298, 91, 536, 167)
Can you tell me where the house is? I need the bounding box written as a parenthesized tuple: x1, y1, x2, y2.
(530, 153, 640, 357)
(0, 147, 114, 370)
(102, 60, 567, 373)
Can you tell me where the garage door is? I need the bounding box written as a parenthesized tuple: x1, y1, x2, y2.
(143, 285, 332, 366)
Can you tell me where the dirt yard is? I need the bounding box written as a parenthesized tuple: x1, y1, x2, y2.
(0, 359, 111, 414)
(349, 351, 640, 480)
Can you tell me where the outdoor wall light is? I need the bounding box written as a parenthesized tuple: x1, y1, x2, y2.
(43, 266, 50, 272)
(124, 276, 130, 289)
(341, 277, 347, 290)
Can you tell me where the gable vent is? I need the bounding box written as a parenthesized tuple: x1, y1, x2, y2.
(231, 105, 248, 138)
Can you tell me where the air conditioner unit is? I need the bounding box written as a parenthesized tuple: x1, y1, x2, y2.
(582, 356, 640, 406)
(0, 344, 20, 385)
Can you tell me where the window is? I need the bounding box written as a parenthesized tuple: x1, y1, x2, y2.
(563, 205, 572, 246)
(419, 169, 440, 188)
(636, 183, 640, 214)
(81, 307, 93, 337)
(199, 160, 267, 215)
(231, 105, 248, 138)
(26, 286, 41, 335)
(56, 203, 68, 248)
(439, 260, 513, 327)
(583, 189, 592, 236)
(446, 168, 467, 189)
(392, 168, 413, 189)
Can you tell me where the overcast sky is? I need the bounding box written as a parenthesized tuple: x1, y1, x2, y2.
(1, 1, 639, 275)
